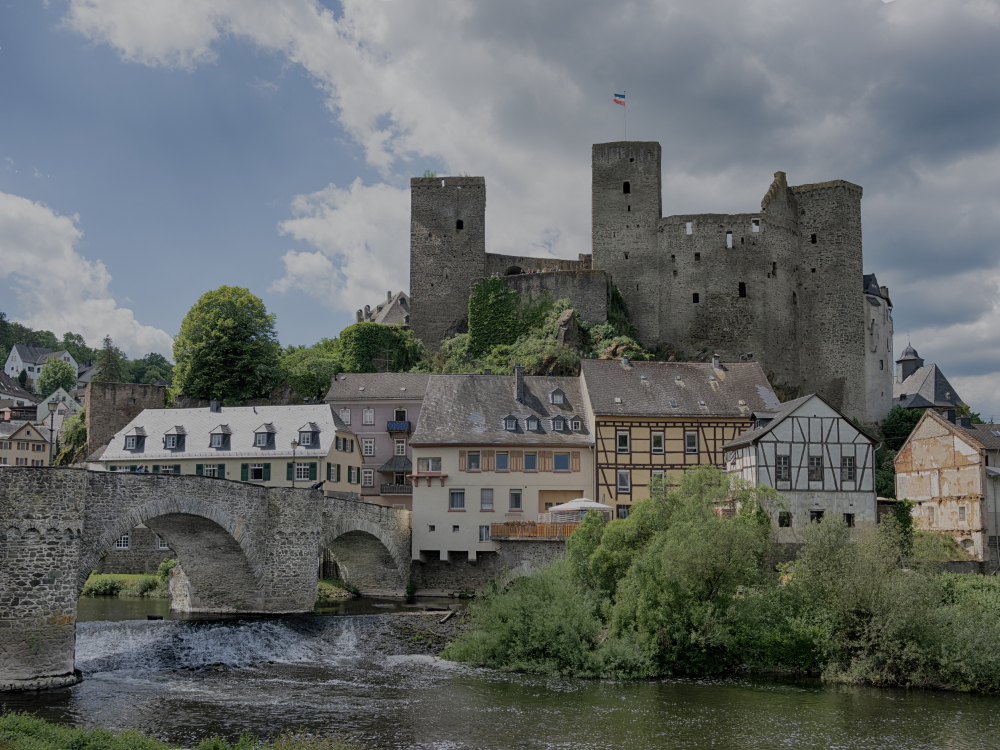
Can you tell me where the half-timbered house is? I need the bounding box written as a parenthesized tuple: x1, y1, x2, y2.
(724, 393, 878, 542)
(580, 357, 780, 517)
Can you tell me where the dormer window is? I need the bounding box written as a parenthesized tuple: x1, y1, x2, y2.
(553, 417, 565, 431)
(165, 435, 178, 449)
(125, 436, 137, 450)
(572, 419, 581, 430)
(505, 417, 517, 431)
(255, 433, 268, 447)
(299, 432, 312, 446)
(527, 416, 539, 431)
(211, 434, 223, 448)
(551, 389, 565, 405)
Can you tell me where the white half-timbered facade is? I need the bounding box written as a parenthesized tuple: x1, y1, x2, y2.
(724, 394, 877, 542)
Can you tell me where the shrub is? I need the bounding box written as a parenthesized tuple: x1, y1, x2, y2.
(157, 558, 178, 580)
(122, 575, 161, 597)
(82, 576, 124, 597)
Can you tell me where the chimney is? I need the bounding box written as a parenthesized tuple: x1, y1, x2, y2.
(388, 290, 393, 302)
(210, 400, 221, 413)
(356, 310, 363, 323)
(712, 353, 721, 370)
(364, 305, 371, 318)
(959, 416, 972, 428)
(514, 366, 525, 403)
(945, 409, 956, 423)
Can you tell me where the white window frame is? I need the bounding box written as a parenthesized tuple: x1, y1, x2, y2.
(553, 418, 565, 431)
(249, 463, 264, 481)
(617, 430, 630, 454)
(362, 408, 375, 426)
(840, 456, 855, 482)
(156, 534, 170, 551)
(808, 455, 823, 482)
(776, 455, 790, 482)
(509, 489, 522, 511)
(298, 432, 312, 446)
(481, 488, 494, 511)
(554, 453, 570, 472)
(165, 435, 178, 449)
(572, 419, 581, 431)
(551, 391, 565, 404)
(419, 457, 442, 472)
(339, 408, 351, 424)
(450, 489, 466, 510)
(651, 431, 664, 454)
(617, 469, 631, 493)
(684, 431, 698, 454)
(527, 417, 539, 431)
(115, 533, 130, 550)
(395, 439, 406, 456)
(125, 436, 136, 450)
(295, 462, 310, 481)
(362, 468, 375, 487)
(203, 465, 218, 478)
(211, 434, 223, 448)
(467, 451, 481, 471)
(505, 418, 517, 431)
(479, 525, 491, 543)
(255, 433, 268, 447)
(495, 452, 509, 471)
(361, 438, 375, 456)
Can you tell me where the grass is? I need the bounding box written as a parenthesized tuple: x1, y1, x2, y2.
(0, 713, 362, 750)
(912, 530, 971, 562)
(315, 579, 358, 607)
(81, 573, 169, 599)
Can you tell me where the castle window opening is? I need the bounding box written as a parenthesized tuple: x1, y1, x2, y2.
(792, 292, 797, 305)
(629, 157, 634, 162)
(811, 234, 817, 244)
(673, 269, 677, 276)
(692, 293, 700, 303)
(741, 237, 744, 245)
(880, 360, 884, 370)
(671, 254, 675, 261)
(623, 252, 629, 260)
(811, 268, 816, 273)
(752, 219, 760, 232)
(772, 262, 777, 276)
(726, 232, 733, 249)
(686, 222, 693, 235)
(627, 205, 630, 212)
(695, 253, 701, 261)
(456, 219, 463, 230)
(441, 179, 445, 187)
(623, 181, 630, 194)
(636, 284, 639, 291)
(739, 282, 747, 298)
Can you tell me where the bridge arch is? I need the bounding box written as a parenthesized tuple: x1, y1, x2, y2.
(320, 502, 411, 593)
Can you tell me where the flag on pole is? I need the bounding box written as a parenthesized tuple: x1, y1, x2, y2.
(614, 93, 626, 106)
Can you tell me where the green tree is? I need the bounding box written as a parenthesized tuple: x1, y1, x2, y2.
(283, 344, 342, 401)
(59, 332, 98, 365)
(173, 286, 283, 402)
(881, 406, 923, 451)
(875, 448, 898, 498)
(37, 358, 77, 398)
(126, 352, 174, 385)
(338, 323, 423, 374)
(95, 335, 126, 383)
(17, 369, 27, 388)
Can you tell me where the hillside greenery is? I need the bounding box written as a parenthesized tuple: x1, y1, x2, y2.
(444, 466, 1000, 691)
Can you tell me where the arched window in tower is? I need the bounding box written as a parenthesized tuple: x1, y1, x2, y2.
(456, 220, 464, 230)
(623, 181, 630, 194)
(739, 282, 747, 298)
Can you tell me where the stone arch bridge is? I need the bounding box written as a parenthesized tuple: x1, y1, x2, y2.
(0, 468, 410, 692)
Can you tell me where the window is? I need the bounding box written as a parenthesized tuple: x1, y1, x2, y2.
(617, 469, 631, 493)
(726, 231, 733, 249)
(552, 390, 564, 404)
(554, 453, 570, 472)
(844, 513, 855, 528)
(481, 488, 494, 511)
(927, 506, 935, 524)
(572, 419, 581, 430)
(418, 457, 442, 472)
(156, 535, 170, 550)
(211, 434, 223, 448)
(693, 293, 700, 303)
(395, 439, 406, 456)
(362, 468, 374, 487)
(363, 409, 374, 425)
(361, 439, 374, 456)
(623, 181, 630, 194)
(17, 442, 27, 451)
(809, 510, 825, 523)
(479, 525, 490, 542)
(467, 452, 481, 471)
(496, 452, 509, 471)
(686, 221, 693, 235)
(808, 456, 823, 482)
(840, 456, 855, 482)
(395, 409, 407, 421)
(293, 462, 309, 481)
(527, 416, 539, 431)
(456, 219, 464, 230)
(298, 432, 312, 446)
(16, 457, 26, 466)
(880, 360, 884, 370)
(810, 233, 817, 244)
(115, 533, 130, 550)
(652, 432, 664, 454)
(165, 435, 177, 449)
(249, 464, 264, 481)
(125, 436, 136, 450)
(340, 409, 351, 424)
(453, 525, 460, 533)
(255, 433, 268, 447)
(428, 525, 436, 532)
(752, 218, 760, 232)
(450, 490, 465, 510)
(203, 465, 218, 478)
(553, 417, 565, 431)
(617, 431, 630, 454)
(959, 505, 966, 522)
(778, 512, 792, 528)
(505, 417, 517, 431)
(694, 252, 700, 261)
(524, 453, 537, 471)
(685, 431, 698, 454)
(509, 489, 522, 511)
(738, 282, 746, 298)
(776, 455, 790, 481)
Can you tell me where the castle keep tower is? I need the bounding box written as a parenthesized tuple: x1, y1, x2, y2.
(408, 176, 487, 350)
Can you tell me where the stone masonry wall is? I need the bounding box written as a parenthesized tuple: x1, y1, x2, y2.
(502, 270, 610, 326)
(86, 382, 166, 458)
(410, 540, 565, 594)
(93, 525, 175, 574)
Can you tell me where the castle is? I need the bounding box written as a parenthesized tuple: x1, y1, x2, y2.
(409, 141, 893, 424)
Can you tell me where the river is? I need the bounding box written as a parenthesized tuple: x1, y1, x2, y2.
(2, 599, 999, 749)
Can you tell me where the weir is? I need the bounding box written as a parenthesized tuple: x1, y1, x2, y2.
(0, 467, 411, 691)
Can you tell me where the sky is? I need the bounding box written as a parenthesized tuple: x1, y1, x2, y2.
(1, 0, 999, 415)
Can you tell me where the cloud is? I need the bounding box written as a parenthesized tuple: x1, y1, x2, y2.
(270, 178, 410, 314)
(0, 190, 175, 358)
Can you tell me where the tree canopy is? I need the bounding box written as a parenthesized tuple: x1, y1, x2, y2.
(172, 286, 283, 402)
(37, 358, 77, 398)
(95, 335, 126, 383)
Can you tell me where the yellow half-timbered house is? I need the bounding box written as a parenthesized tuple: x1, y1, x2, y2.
(580, 357, 780, 516)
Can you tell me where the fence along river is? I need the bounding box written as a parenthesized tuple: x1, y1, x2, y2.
(3, 604, 999, 750)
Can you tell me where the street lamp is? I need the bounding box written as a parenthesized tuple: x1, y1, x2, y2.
(290, 439, 299, 488)
(47, 401, 57, 466)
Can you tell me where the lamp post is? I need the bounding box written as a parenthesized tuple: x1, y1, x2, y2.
(47, 401, 57, 466)
(291, 440, 299, 488)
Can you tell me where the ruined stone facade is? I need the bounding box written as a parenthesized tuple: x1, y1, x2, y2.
(85, 382, 166, 458)
(409, 141, 890, 423)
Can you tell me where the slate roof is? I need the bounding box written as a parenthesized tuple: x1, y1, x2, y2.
(0, 371, 37, 404)
(11, 345, 72, 366)
(723, 393, 878, 450)
(961, 424, 1000, 451)
(377, 455, 413, 473)
(98, 404, 347, 462)
(324, 372, 430, 402)
(580, 360, 780, 418)
(410, 374, 591, 447)
(893, 364, 962, 409)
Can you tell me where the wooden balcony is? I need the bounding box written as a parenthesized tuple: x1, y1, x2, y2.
(489, 522, 580, 540)
(380, 483, 413, 495)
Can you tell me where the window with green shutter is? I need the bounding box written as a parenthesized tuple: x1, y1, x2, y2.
(326, 463, 331, 481)
(129, 465, 138, 472)
(347, 466, 353, 483)
(218, 463, 225, 479)
(309, 462, 317, 481)
(173, 464, 181, 475)
(263, 463, 271, 481)
(241, 463, 249, 481)
(110, 465, 117, 472)
(196, 464, 203, 476)
(336, 436, 341, 451)
(152, 465, 159, 473)
(336, 464, 341, 482)
(287, 462, 294, 481)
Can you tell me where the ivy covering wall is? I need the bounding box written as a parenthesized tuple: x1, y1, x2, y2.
(467, 278, 523, 357)
(338, 323, 424, 373)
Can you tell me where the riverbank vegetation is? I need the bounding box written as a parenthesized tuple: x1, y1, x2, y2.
(443, 466, 1000, 691)
(0, 712, 362, 750)
(316, 578, 358, 606)
(81, 560, 176, 599)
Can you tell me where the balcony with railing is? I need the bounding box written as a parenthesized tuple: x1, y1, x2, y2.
(386, 420, 410, 432)
(380, 483, 413, 495)
(489, 521, 581, 540)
